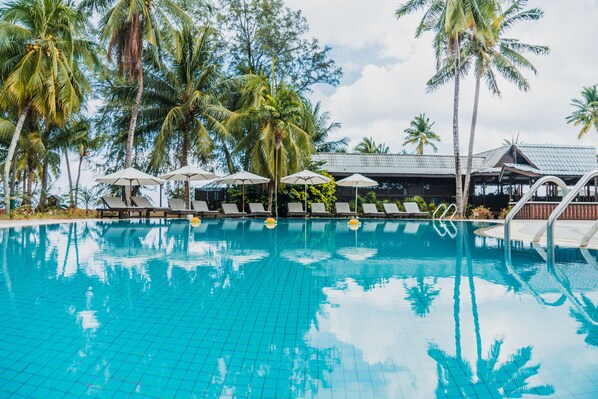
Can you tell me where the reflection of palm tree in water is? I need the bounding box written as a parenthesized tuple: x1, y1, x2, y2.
(570, 294, 598, 347)
(404, 267, 440, 317)
(429, 224, 554, 398)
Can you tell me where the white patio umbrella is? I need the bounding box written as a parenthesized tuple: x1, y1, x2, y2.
(281, 170, 331, 213)
(96, 167, 165, 204)
(216, 171, 270, 213)
(336, 173, 378, 212)
(159, 165, 219, 208)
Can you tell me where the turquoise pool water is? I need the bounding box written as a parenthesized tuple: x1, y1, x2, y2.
(0, 219, 596, 398)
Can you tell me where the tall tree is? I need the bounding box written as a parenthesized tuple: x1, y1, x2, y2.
(397, 0, 497, 217)
(229, 74, 314, 213)
(217, 0, 342, 92)
(0, 0, 90, 212)
(425, 0, 548, 211)
(403, 113, 440, 154)
(566, 84, 598, 138)
(137, 25, 231, 208)
(353, 137, 389, 154)
(83, 0, 190, 174)
(302, 100, 348, 153)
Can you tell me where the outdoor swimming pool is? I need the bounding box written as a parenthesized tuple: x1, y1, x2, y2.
(0, 219, 596, 398)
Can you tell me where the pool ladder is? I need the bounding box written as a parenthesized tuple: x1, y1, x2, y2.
(504, 169, 598, 258)
(433, 203, 457, 221)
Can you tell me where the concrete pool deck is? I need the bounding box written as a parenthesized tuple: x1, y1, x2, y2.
(477, 219, 598, 249)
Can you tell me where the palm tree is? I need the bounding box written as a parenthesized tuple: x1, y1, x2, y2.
(83, 0, 190, 173)
(502, 131, 523, 146)
(403, 113, 440, 154)
(302, 100, 348, 153)
(353, 137, 389, 154)
(566, 84, 598, 138)
(0, 0, 90, 212)
(230, 74, 314, 214)
(446, 0, 548, 212)
(130, 25, 231, 208)
(397, 0, 497, 217)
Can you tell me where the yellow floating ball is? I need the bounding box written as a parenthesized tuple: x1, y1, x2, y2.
(348, 218, 360, 230)
(190, 217, 201, 227)
(264, 217, 277, 229)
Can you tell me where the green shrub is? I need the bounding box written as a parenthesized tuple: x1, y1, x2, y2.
(281, 171, 336, 213)
(394, 200, 406, 212)
(405, 195, 428, 212)
(498, 205, 513, 219)
(469, 205, 493, 220)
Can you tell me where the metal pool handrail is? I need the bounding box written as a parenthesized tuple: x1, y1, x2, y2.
(440, 203, 457, 220)
(432, 204, 447, 220)
(504, 176, 569, 244)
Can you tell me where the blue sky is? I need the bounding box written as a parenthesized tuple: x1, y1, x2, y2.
(288, 0, 598, 154)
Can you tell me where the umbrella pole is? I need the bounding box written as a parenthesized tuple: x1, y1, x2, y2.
(159, 184, 163, 207)
(355, 186, 358, 216)
(242, 182, 245, 213)
(304, 182, 307, 217)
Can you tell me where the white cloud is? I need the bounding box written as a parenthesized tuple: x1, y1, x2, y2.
(290, 0, 598, 154)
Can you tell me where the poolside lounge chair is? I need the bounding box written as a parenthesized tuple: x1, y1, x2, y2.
(335, 202, 355, 217)
(192, 200, 219, 217)
(383, 203, 408, 218)
(404, 202, 429, 219)
(132, 196, 169, 217)
(166, 198, 199, 218)
(248, 203, 272, 217)
(287, 202, 307, 217)
(221, 203, 247, 218)
(362, 203, 385, 218)
(97, 196, 149, 219)
(311, 202, 330, 217)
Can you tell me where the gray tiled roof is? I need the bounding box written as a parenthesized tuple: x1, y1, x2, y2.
(313, 144, 598, 178)
(515, 144, 598, 176)
(311, 153, 485, 176)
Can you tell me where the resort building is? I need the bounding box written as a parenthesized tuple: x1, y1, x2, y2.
(313, 144, 598, 211)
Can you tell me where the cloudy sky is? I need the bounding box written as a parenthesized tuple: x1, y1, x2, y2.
(287, 0, 598, 155)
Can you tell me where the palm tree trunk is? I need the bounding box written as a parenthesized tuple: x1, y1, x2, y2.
(3, 104, 30, 213)
(75, 155, 84, 208)
(64, 149, 74, 207)
(221, 140, 235, 174)
(124, 68, 144, 205)
(462, 69, 482, 213)
(181, 129, 190, 209)
(452, 39, 464, 218)
(38, 157, 49, 211)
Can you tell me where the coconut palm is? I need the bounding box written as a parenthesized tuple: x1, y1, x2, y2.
(230, 74, 314, 213)
(127, 25, 231, 207)
(566, 84, 598, 138)
(302, 100, 348, 153)
(426, 0, 548, 212)
(403, 114, 440, 154)
(353, 137, 389, 154)
(82, 0, 190, 171)
(0, 0, 92, 212)
(397, 0, 497, 217)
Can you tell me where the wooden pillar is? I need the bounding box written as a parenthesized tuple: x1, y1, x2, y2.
(509, 175, 512, 202)
(594, 177, 598, 202)
(482, 177, 486, 206)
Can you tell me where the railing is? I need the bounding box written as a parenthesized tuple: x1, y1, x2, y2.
(534, 169, 598, 250)
(433, 203, 457, 221)
(432, 204, 447, 220)
(440, 203, 457, 220)
(504, 176, 569, 244)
